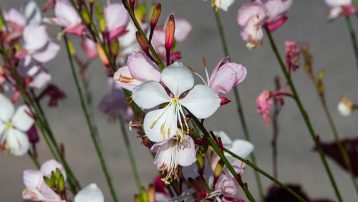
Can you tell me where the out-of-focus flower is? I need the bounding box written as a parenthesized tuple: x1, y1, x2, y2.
(152, 136, 196, 182)
(81, 38, 97, 60)
(99, 78, 134, 121)
(338, 96, 355, 116)
(209, 59, 247, 94)
(3, 8, 26, 42)
(256, 90, 273, 125)
(324, 0, 356, 19)
(265, 0, 293, 32)
(44, 0, 84, 36)
(22, 0, 42, 25)
(0, 94, 33, 156)
(74, 183, 104, 202)
(113, 52, 161, 91)
(212, 0, 235, 11)
(18, 63, 52, 90)
(132, 63, 220, 142)
(104, 3, 129, 41)
(36, 84, 66, 107)
(285, 40, 300, 72)
(22, 159, 66, 202)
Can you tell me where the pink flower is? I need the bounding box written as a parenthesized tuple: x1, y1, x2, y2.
(44, 0, 84, 36)
(22, 160, 66, 202)
(151, 136, 196, 182)
(81, 38, 97, 59)
(113, 52, 161, 91)
(265, 0, 293, 32)
(256, 90, 273, 125)
(3, 8, 26, 42)
(325, 0, 356, 19)
(285, 40, 300, 72)
(104, 3, 129, 41)
(209, 59, 247, 94)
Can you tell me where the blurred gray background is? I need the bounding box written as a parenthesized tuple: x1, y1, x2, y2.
(1, 0, 358, 201)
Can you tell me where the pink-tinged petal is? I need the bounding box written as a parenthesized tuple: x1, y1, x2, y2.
(341, 4, 356, 16)
(113, 66, 141, 91)
(256, 90, 273, 125)
(214, 0, 235, 11)
(143, 106, 178, 142)
(175, 136, 196, 166)
(41, 159, 67, 180)
(32, 42, 61, 63)
(180, 84, 220, 119)
(29, 71, 52, 89)
(23, 170, 43, 189)
(0, 93, 15, 122)
(105, 3, 129, 33)
(209, 62, 247, 94)
(215, 173, 240, 198)
(74, 183, 104, 202)
(23, 25, 49, 52)
(6, 128, 30, 156)
(174, 19, 192, 42)
(266, 16, 287, 32)
(81, 38, 97, 59)
(265, 0, 293, 22)
(328, 7, 343, 19)
(119, 22, 137, 47)
(132, 81, 170, 109)
(55, 0, 81, 26)
(23, 0, 42, 25)
(12, 105, 34, 131)
(237, 2, 266, 27)
(4, 8, 25, 27)
(227, 140, 254, 159)
(325, 0, 351, 8)
(108, 26, 127, 41)
(64, 24, 85, 36)
(161, 62, 194, 97)
(127, 52, 161, 82)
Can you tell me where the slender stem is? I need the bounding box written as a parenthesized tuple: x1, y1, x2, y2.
(271, 77, 281, 179)
(223, 148, 308, 202)
(213, 8, 265, 200)
(63, 35, 120, 202)
(265, 28, 343, 202)
(345, 16, 358, 70)
(117, 114, 142, 191)
(28, 151, 40, 168)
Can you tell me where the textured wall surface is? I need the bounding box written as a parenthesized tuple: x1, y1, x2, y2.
(1, 0, 358, 201)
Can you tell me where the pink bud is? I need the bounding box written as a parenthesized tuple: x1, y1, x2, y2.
(256, 90, 273, 125)
(220, 97, 231, 106)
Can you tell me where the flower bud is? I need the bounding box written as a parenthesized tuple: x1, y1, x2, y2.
(136, 31, 149, 53)
(165, 15, 175, 51)
(129, 0, 136, 10)
(338, 96, 354, 116)
(214, 160, 224, 183)
(147, 184, 155, 202)
(96, 44, 109, 66)
(150, 4, 161, 29)
(81, 8, 91, 25)
(220, 97, 231, 105)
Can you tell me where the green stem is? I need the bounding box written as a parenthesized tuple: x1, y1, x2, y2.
(63, 35, 120, 202)
(265, 28, 343, 202)
(213, 8, 265, 200)
(345, 16, 358, 70)
(28, 151, 40, 168)
(117, 114, 142, 191)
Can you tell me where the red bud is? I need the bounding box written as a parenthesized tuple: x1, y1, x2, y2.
(136, 31, 149, 53)
(220, 97, 231, 106)
(165, 15, 175, 51)
(150, 4, 161, 29)
(129, 0, 135, 10)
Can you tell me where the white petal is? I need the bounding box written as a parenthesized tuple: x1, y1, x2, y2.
(180, 84, 220, 119)
(161, 62, 194, 96)
(104, 3, 129, 32)
(12, 105, 34, 132)
(215, 0, 235, 11)
(32, 42, 60, 63)
(132, 81, 170, 109)
(23, 169, 43, 189)
(74, 183, 104, 202)
(0, 93, 14, 122)
(213, 131, 232, 147)
(23, 25, 49, 51)
(176, 136, 197, 166)
(55, 0, 81, 26)
(0, 122, 5, 139)
(143, 106, 178, 142)
(227, 139, 254, 159)
(174, 19, 192, 41)
(127, 52, 161, 82)
(40, 159, 67, 180)
(22, 0, 42, 25)
(6, 128, 30, 156)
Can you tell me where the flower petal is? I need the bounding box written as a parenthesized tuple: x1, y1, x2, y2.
(105, 3, 129, 32)
(214, 131, 232, 147)
(214, 0, 235, 11)
(227, 139, 254, 159)
(12, 105, 34, 132)
(143, 106, 178, 142)
(132, 81, 170, 109)
(174, 19, 192, 41)
(0, 122, 5, 139)
(23, 0, 42, 25)
(161, 62, 194, 96)
(180, 84, 220, 119)
(176, 136, 196, 166)
(0, 93, 14, 122)
(74, 183, 104, 202)
(23, 25, 49, 52)
(113, 66, 141, 91)
(32, 41, 61, 63)
(54, 0, 81, 26)
(40, 159, 67, 180)
(127, 52, 161, 82)
(6, 128, 30, 156)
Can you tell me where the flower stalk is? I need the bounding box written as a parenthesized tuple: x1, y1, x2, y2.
(344, 16, 358, 70)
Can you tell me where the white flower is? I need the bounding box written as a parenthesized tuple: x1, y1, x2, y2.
(132, 62, 220, 142)
(0, 94, 33, 156)
(74, 183, 104, 202)
(213, 0, 235, 11)
(338, 96, 354, 116)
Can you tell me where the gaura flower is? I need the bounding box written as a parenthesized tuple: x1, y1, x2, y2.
(338, 96, 355, 116)
(81, 38, 97, 60)
(113, 52, 161, 91)
(23, 0, 42, 25)
(22, 159, 66, 202)
(0, 94, 33, 156)
(324, 0, 356, 19)
(151, 135, 196, 182)
(104, 3, 129, 41)
(265, 0, 293, 32)
(3, 8, 26, 42)
(208, 59, 247, 95)
(74, 183, 104, 202)
(256, 90, 273, 125)
(132, 62, 220, 142)
(212, 0, 235, 11)
(44, 0, 84, 36)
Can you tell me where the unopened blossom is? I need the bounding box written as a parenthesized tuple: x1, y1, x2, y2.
(113, 52, 161, 91)
(3, 8, 26, 42)
(324, 0, 356, 19)
(256, 90, 273, 125)
(44, 0, 84, 36)
(0, 94, 33, 156)
(104, 3, 129, 41)
(22, 160, 66, 201)
(285, 40, 300, 72)
(132, 62, 220, 142)
(338, 96, 355, 116)
(209, 59, 247, 94)
(151, 136, 196, 182)
(212, 0, 235, 11)
(74, 183, 104, 202)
